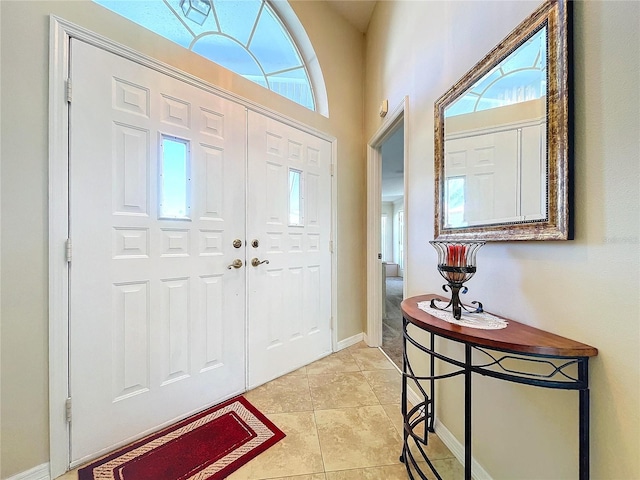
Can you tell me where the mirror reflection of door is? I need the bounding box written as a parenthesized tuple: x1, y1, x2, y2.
(380, 125, 404, 368)
(443, 26, 548, 228)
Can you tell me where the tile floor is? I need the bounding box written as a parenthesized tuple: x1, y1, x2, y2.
(58, 342, 463, 479)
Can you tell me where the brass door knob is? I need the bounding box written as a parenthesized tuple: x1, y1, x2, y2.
(227, 259, 243, 269)
(251, 257, 270, 267)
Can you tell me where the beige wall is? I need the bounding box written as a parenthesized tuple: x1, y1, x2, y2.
(365, 0, 639, 478)
(0, 1, 365, 476)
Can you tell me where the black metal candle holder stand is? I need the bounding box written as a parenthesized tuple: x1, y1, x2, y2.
(429, 241, 486, 320)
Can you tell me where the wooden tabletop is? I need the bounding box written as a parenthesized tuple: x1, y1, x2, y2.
(401, 294, 598, 358)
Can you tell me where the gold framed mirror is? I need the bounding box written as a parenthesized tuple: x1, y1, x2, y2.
(434, 0, 572, 241)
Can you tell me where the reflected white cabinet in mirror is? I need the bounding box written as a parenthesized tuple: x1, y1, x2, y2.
(434, 0, 572, 241)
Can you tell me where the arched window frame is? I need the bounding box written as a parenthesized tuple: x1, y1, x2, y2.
(270, 1, 329, 116)
(445, 27, 546, 118)
(93, 0, 329, 116)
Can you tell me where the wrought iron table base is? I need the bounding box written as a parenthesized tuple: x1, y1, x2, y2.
(399, 312, 593, 480)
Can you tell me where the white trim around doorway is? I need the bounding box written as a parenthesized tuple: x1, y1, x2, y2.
(365, 97, 409, 347)
(48, 16, 338, 479)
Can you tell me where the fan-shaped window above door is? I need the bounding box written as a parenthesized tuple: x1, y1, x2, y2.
(444, 28, 547, 118)
(94, 0, 327, 114)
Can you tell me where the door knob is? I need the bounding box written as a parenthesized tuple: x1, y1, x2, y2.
(227, 259, 243, 269)
(251, 257, 270, 267)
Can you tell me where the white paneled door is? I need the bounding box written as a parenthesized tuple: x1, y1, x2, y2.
(445, 131, 519, 225)
(68, 40, 332, 465)
(247, 112, 332, 388)
(69, 40, 247, 464)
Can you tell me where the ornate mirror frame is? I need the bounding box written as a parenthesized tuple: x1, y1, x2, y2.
(434, 0, 572, 241)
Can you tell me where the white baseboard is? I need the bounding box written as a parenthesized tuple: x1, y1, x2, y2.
(406, 384, 422, 407)
(6, 463, 50, 480)
(404, 385, 493, 480)
(434, 420, 493, 480)
(377, 346, 401, 372)
(335, 332, 364, 351)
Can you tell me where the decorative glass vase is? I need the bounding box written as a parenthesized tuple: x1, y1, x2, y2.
(429, 241, 485, 320)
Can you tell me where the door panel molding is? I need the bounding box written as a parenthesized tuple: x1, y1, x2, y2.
(49, 16, 337, 479)
(246, 111, 333, 388)
(67, 39, 248, 464)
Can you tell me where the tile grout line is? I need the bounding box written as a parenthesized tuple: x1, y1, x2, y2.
(307, 367, 330, 477)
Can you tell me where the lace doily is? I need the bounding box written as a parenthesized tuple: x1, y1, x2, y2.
(416, 301, 508, 330)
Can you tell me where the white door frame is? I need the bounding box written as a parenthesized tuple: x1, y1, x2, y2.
(48, 16, 337, 478)
(365, 97, 409, 347)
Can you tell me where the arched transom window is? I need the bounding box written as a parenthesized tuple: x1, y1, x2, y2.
(94, 0, 321, 112)
(446, 27, 547, 117)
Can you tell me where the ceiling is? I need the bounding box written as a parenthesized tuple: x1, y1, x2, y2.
(323, 0, 377, 33)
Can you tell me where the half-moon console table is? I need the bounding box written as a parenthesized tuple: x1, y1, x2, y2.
(400, 294, 598, 480)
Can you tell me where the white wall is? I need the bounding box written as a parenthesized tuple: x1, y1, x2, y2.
(0, 0, 366, 477)
(365, 0, 639, 478)
(381, 199, 405, 272)
(381, 202, 394, 262)
(392, 198, 404, 275)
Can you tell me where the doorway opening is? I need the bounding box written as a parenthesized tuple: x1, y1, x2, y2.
(365, 97, 407, 367)
(380, 126, 405, 367)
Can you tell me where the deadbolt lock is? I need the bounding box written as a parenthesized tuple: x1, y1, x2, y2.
(232, 239, 242, 248)
(251, 239, 259, 248)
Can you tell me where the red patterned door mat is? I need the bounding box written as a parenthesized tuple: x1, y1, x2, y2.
(78, 396, 285, 480)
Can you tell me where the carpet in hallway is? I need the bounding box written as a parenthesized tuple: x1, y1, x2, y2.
(382, 276, 403, 368)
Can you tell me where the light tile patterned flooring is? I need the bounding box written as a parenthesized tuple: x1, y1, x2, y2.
(59, 342, 463, 479)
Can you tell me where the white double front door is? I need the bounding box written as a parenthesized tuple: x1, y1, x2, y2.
(68, 39, 332, 465)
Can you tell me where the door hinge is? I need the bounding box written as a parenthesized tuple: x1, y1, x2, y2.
(65, 397, 72, 423)
(66, 78, 72, 103)
(329, 240, 334, 253)
(65, 238, 72, 264)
